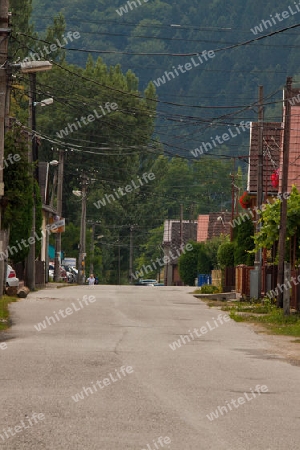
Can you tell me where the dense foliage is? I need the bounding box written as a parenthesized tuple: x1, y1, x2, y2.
(3, 128, 34, 263)
(178, 235, 228, 285)
(234, 217, 255, 266)
(30, 0, 300, 158)
(217, 242, 235, 269)
(178, 242, 200, 286)
(254, 187, 300, 264)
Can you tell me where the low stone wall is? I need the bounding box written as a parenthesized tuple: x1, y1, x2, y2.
(193, 292, 236, 301)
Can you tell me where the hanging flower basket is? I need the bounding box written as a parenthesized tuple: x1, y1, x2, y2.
(271, 169, 279, 188)
(239, 191, 251, 209)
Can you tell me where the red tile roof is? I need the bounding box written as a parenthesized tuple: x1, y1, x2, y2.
(197, 215, 209, 242)
(197, 212, 231, 242)
(247, 122, 282, 195)
(163, 220, 197, 244)
(208, 212, 232, 239)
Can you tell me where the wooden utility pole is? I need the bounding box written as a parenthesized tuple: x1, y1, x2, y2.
(87, 220, 101, 276)
(230, 161, 236, 242)
(129, 225, 134, 284)
(25, 73, 37, 290)
(277, 77, 292, 311)
(180, 203, 183, 249)
(89, 223, 95, 275)
(118, 240, 121, 285)
(54, 149, 64, 282)
(0, 1, 10, 295)
(0, 1, 9, 195)
(254, 86, 264, 299)
(78, 175, 88, 284)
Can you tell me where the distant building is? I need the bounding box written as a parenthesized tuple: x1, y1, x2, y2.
(163, 220, 197, 286)
(247, 121, 282, 201)
(197, 212, 231, 242)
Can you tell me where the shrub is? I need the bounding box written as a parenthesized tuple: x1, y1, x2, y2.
(178, 241, 201, 285)
(234, 217, 255, 265)
(200, 284, 220, 294)
(197, 243, 211, 274)
(217, 242, 235, 268)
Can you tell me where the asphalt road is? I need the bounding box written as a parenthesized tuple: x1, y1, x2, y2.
(0, 285, 300, 450)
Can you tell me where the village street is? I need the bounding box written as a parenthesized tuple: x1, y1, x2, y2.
(0, 285, 299, 450)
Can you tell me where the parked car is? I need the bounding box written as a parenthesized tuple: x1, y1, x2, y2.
(48, 264, 68, 282)
(48, 264, 54, 281)
(135, 279, 158, 286)
(62, 265, 77, 283)
(6, 265, 19, 288)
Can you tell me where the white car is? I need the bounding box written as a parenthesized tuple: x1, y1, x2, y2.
(136, 279, 158, 286)
(6, 265, 19, 287)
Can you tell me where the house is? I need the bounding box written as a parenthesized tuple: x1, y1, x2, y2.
(242, 81, 300, 305)
(162, 213, 231, 286)
(283, 84, 300, 192)
(248, 85, 300, 200)
(163, 220, 197, 286)
(197, 212, 231, 242)
(247, 121, 282, 201)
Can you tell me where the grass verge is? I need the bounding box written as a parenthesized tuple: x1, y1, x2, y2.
(194, 294, 300, 337)
(223, 300, 300, 337)
(0, 295, 18, 331)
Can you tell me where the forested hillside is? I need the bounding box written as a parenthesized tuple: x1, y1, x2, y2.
(30, 0, 300, 157)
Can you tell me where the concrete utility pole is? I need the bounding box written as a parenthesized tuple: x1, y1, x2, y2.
(277, 77, 292, 311)
(254, 86, 264, 299)
(54, 149, 64, 282)
(0, 1, 10, 296)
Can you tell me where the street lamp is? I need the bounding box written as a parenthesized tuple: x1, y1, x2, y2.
(20, 61, 52, 73)
(34, 97, 53, 107)
(20, 61, 52, 290)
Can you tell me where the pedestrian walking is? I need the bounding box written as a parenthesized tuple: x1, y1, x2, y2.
(86, 274, 95, 285)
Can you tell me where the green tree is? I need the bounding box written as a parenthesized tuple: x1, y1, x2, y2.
(197, 243, 211, 274)
(254, 187, 300, 264)
(205, 235, 228, 270)
(234, 217, 255, 266)
(134, 225, 164, 280)
(3, 127, 34, 263)
(217, 242, 235, 268)
(178, 241, 201, 286)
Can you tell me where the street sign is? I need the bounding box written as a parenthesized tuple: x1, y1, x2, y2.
(49, 217, 65, 233)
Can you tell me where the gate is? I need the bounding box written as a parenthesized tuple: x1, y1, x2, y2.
(35, 261, 45, 287)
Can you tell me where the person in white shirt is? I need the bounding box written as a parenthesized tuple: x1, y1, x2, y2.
(86, 274, 95, 285)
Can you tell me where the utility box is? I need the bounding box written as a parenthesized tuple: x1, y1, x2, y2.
(250, 269, 259, 299)
(197, 274, 212, 287)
